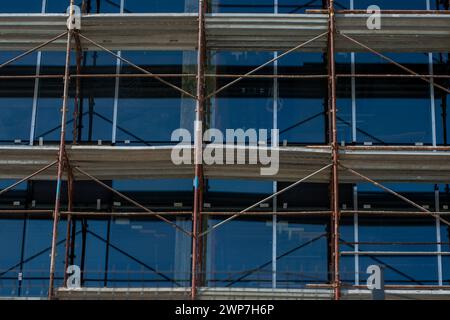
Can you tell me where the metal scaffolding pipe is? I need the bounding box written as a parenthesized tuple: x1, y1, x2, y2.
(2, 73, 450, 80)
(307, 9, 450, 14)
(73, 33, 83, 144)
(191, 0, 207, 301)
(342, 145, 450, 151)
(337, 74, 450, 79)
(341, 251, 450, 256)
(328, 0, 341, 301)
(48, 29, 72, 300)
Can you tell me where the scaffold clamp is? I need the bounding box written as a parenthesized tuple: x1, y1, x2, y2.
(66, 5, 81, 30)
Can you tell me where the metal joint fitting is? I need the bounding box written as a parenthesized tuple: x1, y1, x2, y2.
(66, 5, 81, 31)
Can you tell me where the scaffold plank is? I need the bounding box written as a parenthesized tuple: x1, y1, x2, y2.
(54, 287, 450, 300)
(1, 145, 450, 183)
(0, 13, 448, 52)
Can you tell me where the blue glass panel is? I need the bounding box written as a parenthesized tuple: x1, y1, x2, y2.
(124, 0, 187, 13)
(279, 52, 326, 144)
(359, 256, 438, 285)
(208, 180, 272, 193)
(436, 94, 449, 146)
(117, 98, 189, 145)
(212, 0, 350, 13)
(0, 180, 28, 190)
(340, 219, 357, 283)
(116, 51, 195, 145)
(276, 219, 328, 288)
(0, 0, 42, 13)
(76, 52, 116, 143)
(0, 52, 37, 144)
(0, 220, 23, 296)
(34, 95, 75, 142)
(107, 218, 191, 287)
(358, 183, 436, 193)
(113, 179, 193, 192)
(278, 98, 326, 144)
(206, 217, 272, 288)
(212, 51, 274, 139)
(212, 0, 275, 13)
(72, 220, 107, 286)
(34, 52, 116, 143)
(279, 0, 342, 13)
(443, 255, 450, 285)
(354, 53, 432, 145)
(213, 97, 273, 133)
(336, 99, 353, 143)
(78, 98, 115, 143)
(354, 0, 427, 10)
(47, 0, 120, 13)
(357, 218, 438, 285)
(356, 98, 432, 145)
(440, 224, 450, 285)
(35, 52, 76, 143)
(21, 219, 67, 297)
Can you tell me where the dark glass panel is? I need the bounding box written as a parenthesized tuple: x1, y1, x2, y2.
(276, 218, 328, 288)
(0, 52, 37, 144)
(206, 217, 272, 288)
(107, 218, 191, 288)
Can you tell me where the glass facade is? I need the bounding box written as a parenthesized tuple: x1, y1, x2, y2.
(0, 0, 449, 299)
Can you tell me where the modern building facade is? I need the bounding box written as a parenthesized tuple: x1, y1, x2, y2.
(0, 0, 449, 300)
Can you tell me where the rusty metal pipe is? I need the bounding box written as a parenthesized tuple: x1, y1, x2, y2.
(328, 0, 341, 300)
(73, 33, 83, 144)
(342, 145, 450, 151)
(337, 74, 450, 79)
(307, 9, 450, 14)
(191, 0, 207, 300)
(48, 29, 72, 300)
(2, 73, 449, 80)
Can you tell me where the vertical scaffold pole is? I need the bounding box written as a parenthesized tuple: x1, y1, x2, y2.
(48, 1, 74, 299)
(191, 0, 207, 300)
(328, 0, 341, 300)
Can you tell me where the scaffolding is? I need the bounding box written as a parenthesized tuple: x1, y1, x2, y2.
(0, 0, 449, 300)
